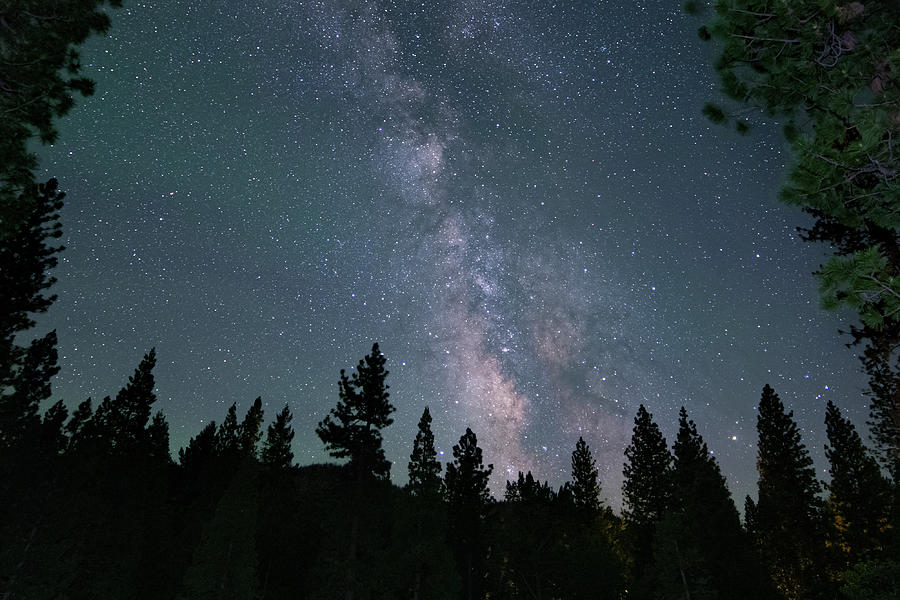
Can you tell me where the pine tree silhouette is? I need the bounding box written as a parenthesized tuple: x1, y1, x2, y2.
(261, 404, 295, 469)
(408, 407, 442, 497)
(316, 343, 395, 480)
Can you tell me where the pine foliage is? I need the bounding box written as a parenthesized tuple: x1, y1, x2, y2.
(315, 343, 395, 480)
(754, 384, 826, 600)
(571, 436, 603, 513)
(824, 400, 893, 567)
(261, 404, 295, 469)
(407, 406, 442, 497)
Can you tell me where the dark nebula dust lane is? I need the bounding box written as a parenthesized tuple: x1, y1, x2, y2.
(38, 0, 867, 504)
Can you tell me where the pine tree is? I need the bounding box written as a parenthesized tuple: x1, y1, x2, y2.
(216, 403, 240, 458)
(40, 399, 68, 456)
(65, 397, 93, 452)
(0, 1, 124, 187)
(316, 343, 395, 480)
(504, 470, 555, 503)
(238, 397, 264, 459)
(445, 427, 493, 600)
(571, 436, 602, 513)
(261, 404, 294, 469)
(446, 428, 494, 511)
(1, 0, 122, 459)
(824, 400, 892, 568)
(0, 181, 63, 390)
(622, 404, 672, 599)
(147, 411, 171, 463)
(0, 330, 58, 451)
(691, 0, 900, 476)
(623, 405, 673, 528)
(654, 407, 771, 600)
(179, 421, 218, 473)
(407, 406, 442, 497)
(110, 348, 157, 454)
(754, 384, 826, 600)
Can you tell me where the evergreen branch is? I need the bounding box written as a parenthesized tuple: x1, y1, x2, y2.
(861, 272, 900, 303)
(729, 34, 799, 43)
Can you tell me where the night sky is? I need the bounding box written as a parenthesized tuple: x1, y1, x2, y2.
(37, 0, 869, 507)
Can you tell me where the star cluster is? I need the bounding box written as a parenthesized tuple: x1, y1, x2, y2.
(38, 0, 868, 506)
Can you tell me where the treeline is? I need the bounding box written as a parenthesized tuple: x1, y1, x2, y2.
(0, 343, 897, 600)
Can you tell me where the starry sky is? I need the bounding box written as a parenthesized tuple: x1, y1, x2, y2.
(36, 0, 870, 507)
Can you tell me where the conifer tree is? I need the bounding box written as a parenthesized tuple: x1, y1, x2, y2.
(0, 329, 59, 451)
(65, 397, 93, 451)
(0, 181, 63, 392)
(238, 396, 264, 459)
(754, 384, 826, 600)
(1, 0, 122, 460)
(446, 428, 494, 510)
(571, 436, 602, 513)
(216, 403, 240, 458)
(40, 399, 68, 456)
(692, 0, 900, 477)
(824, 400, 892, 568)
(147, 411, 171, 463)
(110, 348, 157, 453)
(622, 404, 672, 599)
(504, 470, 555, 503)
(0, 0, 123, 187)
(316, 343, 395, 480)
(623, 405, 672, 528)
(261, 404, 294, 469)
(407, 406, 442, 497)
(445, 427, 493, 600)
(654, 407, 771, 600)
(179, 421, 218, 473)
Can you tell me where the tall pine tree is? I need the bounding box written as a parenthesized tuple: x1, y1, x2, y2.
(824, 400, 892, 569)
(408, 406, 443, 498)
(754, 384, 827, 600)
(445, 427, 493, 600)
(654, 407, 772, 600)
(622, 404, 672, 599)
(571, 436, 603, 513)
(110, 348, 157, 454)
(238, 396, 264, 459)
(261, 404, 294, 469)
(316, 343, 395, 480)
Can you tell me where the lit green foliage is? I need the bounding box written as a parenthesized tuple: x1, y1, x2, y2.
(823, 401, 892, 570)
(693, 0, 900, 485)
(821, 247, 900, 328)
(841, 559, 900, 600)
(315, 343, 395, 480)
(696, 0, 900, 323)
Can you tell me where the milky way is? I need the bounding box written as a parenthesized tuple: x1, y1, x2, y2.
(38, 0, 869, 504)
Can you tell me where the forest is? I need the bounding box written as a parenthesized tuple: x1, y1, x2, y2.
(0, 341, 898, 599)
(2, 0, 900, 599)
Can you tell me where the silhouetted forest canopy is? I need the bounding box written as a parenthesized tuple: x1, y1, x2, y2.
(2, 1, 900, 599)
(1, 341, 898, 599)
